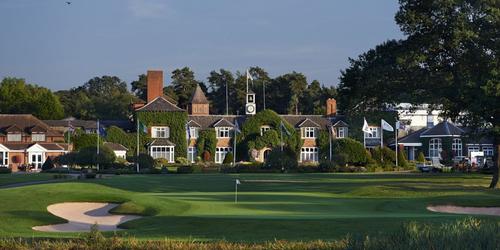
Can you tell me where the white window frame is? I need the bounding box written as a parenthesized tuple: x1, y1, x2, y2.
(364, 127, 380, 138)
(187, 127, 199, 139)
(337, 127, 347, 138)
(452, 138, 462, 157)
(149, 146, 174, 163)
(301, 127, 316, 139)
(215, 147, 232, 164)
(31, 133, 46, 142)
(300, 147, 318, 162)
(429, 138, 442, 158)
(151, 126, 169, 139)
(187, 147, 197, 163)
(28, 152, 44, 170)
(216, 127, 231, 138)
(7, 133, 21, 142)
(483, 146, 494, 156)
(0, 152, 8, 167)
(260, 125, 271, 136)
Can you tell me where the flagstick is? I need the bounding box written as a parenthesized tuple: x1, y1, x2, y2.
(96, 120, 100, 172)
(395, 122, 398, 168)
(235, 181, 238, 203)
(136, 119, 140, 173)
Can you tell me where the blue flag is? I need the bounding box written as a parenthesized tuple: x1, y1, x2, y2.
(98, 124, 107, 137)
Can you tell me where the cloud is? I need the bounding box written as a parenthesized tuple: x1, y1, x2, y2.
(128, 0, 172, 19)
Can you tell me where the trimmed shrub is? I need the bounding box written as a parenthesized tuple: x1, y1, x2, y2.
(222, 152, 234, 164)
(41, 157, 55, 171)
(177, 166, 193, 174)
(264, 148, 298, 170)
(0, 168, 12, 174)
(331, 138, 369, 165)
(318, 161, 337, 172)
(197, 129, 217, 161)
(175, 157, 189, 165)
(417, 151, 426, 163)
(75, 145, 116, 167)
(372, 146, 396, 167)
(333, 153, 348, 167)
(397, 148, 409, 168)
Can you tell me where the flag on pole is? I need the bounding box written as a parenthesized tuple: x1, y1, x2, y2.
(186, 123, 191, 140)
(362, 118, 372, 134)
(68, 121, 75, 134)
(234, 120, 241, 133)
(98, 123, 107, 137)
(139, 121, 147, 133)
(330, 125, 337, 137)
(280, 121, 291, 136)
(381, 119, 394, 131)
(246, 69, 254, 82)
(236, 179, 241, 185)
(395, 121, 405, 130)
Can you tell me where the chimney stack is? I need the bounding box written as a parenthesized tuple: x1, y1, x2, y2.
(147, 70, 164, 103)
(326, 98, 337, 116)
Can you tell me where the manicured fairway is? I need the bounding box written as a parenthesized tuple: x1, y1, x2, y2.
(0, 173, 499, 242)
(0, 173, 60, 186)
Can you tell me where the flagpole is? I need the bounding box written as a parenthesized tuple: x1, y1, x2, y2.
(395, 122, 398, 168)
(233, 128, 236, 166)
(136, 119, 140, 173)
(280, 122, 284, 152)
(235, 180, 238, 203)
(97, 120, 100, 172)
(380, 120, 383, 163)
(329, 126, 332, 161)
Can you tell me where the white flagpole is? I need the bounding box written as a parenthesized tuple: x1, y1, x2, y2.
(96, 120, 100, 171)
(136, 119, 140, 173)
(329, 126, 332, 161)
(233, 128, 237, 166)
(235, 181, 238, 203)
(395, 122, 399, 168)
(380, 120, 383, 163)
(280, 122, 284, 151)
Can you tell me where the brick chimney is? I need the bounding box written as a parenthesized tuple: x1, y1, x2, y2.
(147, 70, 164, 103)
(326, 98, 337, 116)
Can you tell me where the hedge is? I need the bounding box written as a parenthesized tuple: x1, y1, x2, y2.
(331, 138, 370, 166)
(196, 129, 217, 162)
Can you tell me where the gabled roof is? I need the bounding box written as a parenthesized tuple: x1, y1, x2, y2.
(148, 138, 175, 147)
(280, 115, 331, 129)
(332, 120, 349, 128)
(187, 120, 202, 128)
(420, 121, 464, 137)
(104, 142, 128, 151)
(187, 115, 245, 129)
(213, 118, 235, 128)
(2, 142, 66, 151)
(30, 125, 47, 133)
(297, 118, 321, 128)
(189, 85, 209, 104)
(136, 96, 184, 112)
(44, 119, 97, 130)
(0, 114, 61, 137)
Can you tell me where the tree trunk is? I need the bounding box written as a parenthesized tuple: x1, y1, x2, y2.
(489, 144, 499, 189)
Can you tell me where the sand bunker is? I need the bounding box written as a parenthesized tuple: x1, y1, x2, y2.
(33, 202, 142, 232)
(427, 205, 500, 216)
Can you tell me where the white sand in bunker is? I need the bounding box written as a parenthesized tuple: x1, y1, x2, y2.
(33, 202, 142, 232)
(427, 205, 500, 216)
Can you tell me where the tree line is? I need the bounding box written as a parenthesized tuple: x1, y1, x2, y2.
(0, 67, 336, 120)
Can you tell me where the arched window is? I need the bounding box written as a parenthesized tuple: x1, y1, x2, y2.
(452, 138, 462, 157)
(429, 138, 442, 158)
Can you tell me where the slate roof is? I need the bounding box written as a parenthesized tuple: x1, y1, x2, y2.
(104, 142, 128, 151)
(187, 115, 246, 129)
(332, 120, 349, 128)
(213, 118, 235, 128)
(280, 115, 331, 130)
(1, 143, 67, 151)
(420, 121, 464, 137)
(136, 96, 184, 112)
(392, 128, 427, 145)
(0, 114, 62, 136)
(44, 119, 97, 130)
(189, 85, 209, 104)
(297, 118, 321, 128)
(187, 120, 202, 127)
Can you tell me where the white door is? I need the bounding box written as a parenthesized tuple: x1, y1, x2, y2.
(29, 152, 44, 170)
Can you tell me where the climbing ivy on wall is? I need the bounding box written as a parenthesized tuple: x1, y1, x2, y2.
(136, 111, 188, 159)
(238, 109, 303, 160)
(105, 126, 150, 156)
(316, 130, 330, 161)
(196, 129, 217, 161)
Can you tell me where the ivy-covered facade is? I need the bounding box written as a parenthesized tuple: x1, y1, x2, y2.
(130, 70, 349, 164)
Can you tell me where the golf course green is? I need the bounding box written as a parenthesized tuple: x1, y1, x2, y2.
(0, 173, 499, 242)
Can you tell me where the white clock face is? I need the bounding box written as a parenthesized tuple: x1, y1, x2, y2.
(247, 105, 255, 113)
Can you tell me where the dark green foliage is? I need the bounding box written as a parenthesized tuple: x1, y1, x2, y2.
(54, 152, 77, 166)
(171, 67, 204, 109)
(196, 129, 217, 161)
(73, 133, 101, 151)
(372, 146, 396, 167)
(318, 161, 337, 172)
(222, 152, 234, 164)
(417, 152, 426, 163)
(75, 146, 116, 167)
(239, 110, 302, 161)
(331, 138, 370, 166)
(105, 126, 149, 156)
(397, 148, 408, 168)
(0, 77, 64, 119)
(316, 130, 330, 161)
(136, 111, 188, 159)
(136, 153, 154, 170)
(264, 148, 298, 170)
(41, 157, 55, 171)
(130, 74, 147, 101)
(346, 112, 398, 143)
(333, 153, 348, 167)
(0, 168, 12, 174)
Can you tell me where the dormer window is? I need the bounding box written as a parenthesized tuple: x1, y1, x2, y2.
(7, 133, 21, 142)
(216, 127, 231, 138)
(301, 127, 316, 139)
(336, 127, 347, 138)
(152, 126, 169, 138)
(260, 125, 271, 136)
(32, 133, 46, 142)
(187, 127, 199, 139)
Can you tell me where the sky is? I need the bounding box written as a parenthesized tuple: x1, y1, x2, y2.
(0, 0, 404, 91)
